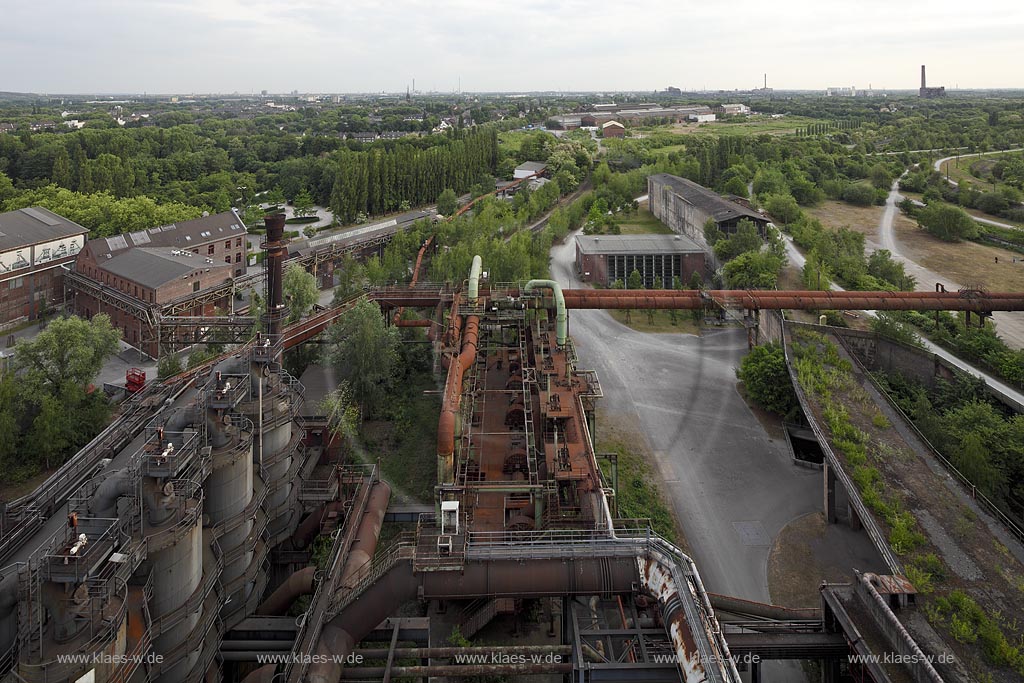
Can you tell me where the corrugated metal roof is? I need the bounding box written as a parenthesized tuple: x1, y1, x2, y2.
(576, 233, 704, 255)
(100, 248, 206, 289)
(0, 207, 88, 252)
(650, 174, 768, 225)
(91, 210, 247, 257)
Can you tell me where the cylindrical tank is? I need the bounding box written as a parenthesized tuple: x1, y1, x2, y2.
(146, 482, 204, 683)
(204, 423, 255, 624)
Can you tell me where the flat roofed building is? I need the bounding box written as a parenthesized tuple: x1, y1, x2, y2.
(514, 161, 548, 180)
(0, 207, 89, 324)
(648, 174, 769, 255)
(575, 233, 707, 288)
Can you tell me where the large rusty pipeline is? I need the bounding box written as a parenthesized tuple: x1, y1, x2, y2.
(436, 314, 479, 480)
(306, 482, 391, 683)
(559, 289, 1024, 311)
(708, 592, 821, 621)
(256, 566, 317, 616)
(309, 554, 639, 683)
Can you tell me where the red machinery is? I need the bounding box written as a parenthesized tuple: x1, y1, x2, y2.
(126, 368, 146, 394)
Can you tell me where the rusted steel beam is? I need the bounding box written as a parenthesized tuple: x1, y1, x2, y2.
(353, 645, 572, 659)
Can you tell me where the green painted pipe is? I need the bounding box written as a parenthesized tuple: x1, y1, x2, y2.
(468, 254, 483, 304)
(524, 279, 567, 346)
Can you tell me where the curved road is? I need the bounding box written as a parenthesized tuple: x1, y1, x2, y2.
(782, 179, 1024, 405)
(550, 234, 818, 680)
(932, 149, 1024, 231)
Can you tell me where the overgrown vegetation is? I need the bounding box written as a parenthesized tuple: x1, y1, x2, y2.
(792, 328, 1024, 677)
(736, 342, 797, 416)
(0, 315, 119, 484)
(598, 440, 678, 544)
(874, 372, 1024, 527)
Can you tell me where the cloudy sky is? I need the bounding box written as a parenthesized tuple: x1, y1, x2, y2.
(3, 0, 1021, 94)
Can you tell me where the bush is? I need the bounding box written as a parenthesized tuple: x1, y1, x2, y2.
(842, 183, 876, 206)
(736, 343, 796, 415)
(917, 202, 978, 241)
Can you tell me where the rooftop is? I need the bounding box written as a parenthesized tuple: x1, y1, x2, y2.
(650, 173, 768, 225)
(0, 207, 88, 253)
(91, 210, 246, 258)
(100, 247, 225, 290)
(601, 120, 624, 128)
(576, 233, 704, 255)
(514, 161, 547, 173)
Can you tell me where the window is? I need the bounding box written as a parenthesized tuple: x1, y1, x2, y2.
(225, 240, 231, 249)
(208, 245, 215, 255)
(192, 281, 200, 292)
(235, 238, 242, 247)
(235, 253, 242, 263)
(225, 256, 231, 264)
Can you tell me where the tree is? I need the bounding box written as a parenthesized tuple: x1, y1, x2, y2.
(437, 188, 458, 216)
(870, 312, 923, 348)
(15, 314, 120, 391)
(293, 189, 316, 218)
(722, 251, 784, 289)
(842, 183, 876, 207)
(714, 220, 762, 261)
(736, 343, 796, 415)
(157, 354, 183, 380)
(763, 194, 802, 225)
(627, 269, 643, 290)
(321, 383, 362, 447)
(917, 203, 978, 242)
(722, 176, 749, 198)
(283, 262, 319, 322)
(324, 299, 401, 416)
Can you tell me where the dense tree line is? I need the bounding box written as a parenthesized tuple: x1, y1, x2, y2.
(329, 128, 498, 221)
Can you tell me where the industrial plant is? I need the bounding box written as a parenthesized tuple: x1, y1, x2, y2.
(1, 196, 1023, 683)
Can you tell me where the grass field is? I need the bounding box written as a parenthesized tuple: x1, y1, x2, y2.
(806, 200, 883, 238)
(608, 309, 701, 334)
(597, 437, 680, 544)
(663, 116, 828, 137)
(894, 213, 1024, 292)
(615, 208, 673, 235)
(939, 152, 1024, 191)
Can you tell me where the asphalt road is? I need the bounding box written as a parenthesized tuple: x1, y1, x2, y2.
(550, 236, 819, 598)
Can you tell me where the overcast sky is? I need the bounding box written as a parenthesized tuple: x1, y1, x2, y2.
(3, 0, 1022, 94)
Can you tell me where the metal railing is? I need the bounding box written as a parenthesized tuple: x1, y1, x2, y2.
(782, 322, 903, 575)
(836, 334, 1024, 546)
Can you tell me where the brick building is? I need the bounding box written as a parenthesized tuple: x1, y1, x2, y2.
(575, 234, 707, 288)
(72, 211, 247, 356)
(601, 121, 625, 138)
(0, 207, 89, 325)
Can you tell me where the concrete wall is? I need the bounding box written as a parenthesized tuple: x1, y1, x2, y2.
(833, 328, 1020, 413)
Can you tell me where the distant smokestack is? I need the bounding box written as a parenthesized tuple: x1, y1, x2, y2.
(921, 65, 926, 89)
(764, 73, 767, 89)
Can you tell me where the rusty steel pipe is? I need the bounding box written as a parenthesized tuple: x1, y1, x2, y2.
(256, 566, 317, 616)
(292, 500, 348, 550)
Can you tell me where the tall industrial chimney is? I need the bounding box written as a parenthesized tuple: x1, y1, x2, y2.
(262, 213, 290, 341)
(921, 65, 926, 89)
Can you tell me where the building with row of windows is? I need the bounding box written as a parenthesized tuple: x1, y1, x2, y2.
(71, 210, 248, 355)
(0, 207, 89, 326)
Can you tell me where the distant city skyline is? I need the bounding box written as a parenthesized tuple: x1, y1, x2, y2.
(2, 0, 1021, 94)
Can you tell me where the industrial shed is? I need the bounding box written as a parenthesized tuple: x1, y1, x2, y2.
(575, 234, 707, 288)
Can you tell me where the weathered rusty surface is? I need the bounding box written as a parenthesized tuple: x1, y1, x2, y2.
(353, 645, 572, 658)
(638, 556, 706, 682)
